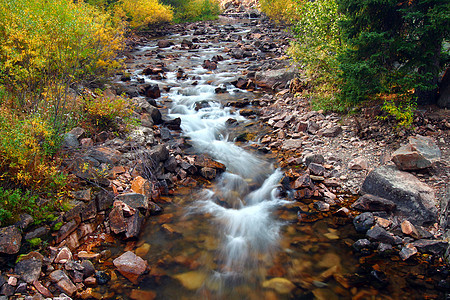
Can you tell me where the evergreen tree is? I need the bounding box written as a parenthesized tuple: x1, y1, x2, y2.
(337, 0, 450, 105)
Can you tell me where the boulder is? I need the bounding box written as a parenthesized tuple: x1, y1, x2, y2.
(351, 194, 396, 212)
(321, 126, 343, 137)
(255, 66, 298, 90)
(348, 157, 368, 170)
(113, 251, 148, 284)
(391, 135, 441, 170)
(366, 225, 399, 245)
(0, 226, 22, 254)
(361, 165, 438, 225)
(157, 40, 173, 48)
(410, 239, 448, 255)
(15, 252, 43, 283)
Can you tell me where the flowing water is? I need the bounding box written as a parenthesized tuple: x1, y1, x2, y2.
(105, 17, 448, 300)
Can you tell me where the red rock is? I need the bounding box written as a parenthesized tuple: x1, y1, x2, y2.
(113, 251, 148, 284)
(54, 247, 73, 264)
(0, 226, 22, 254)
(131, 176, 152, 198)
(348, 157, 369, 170)
(401, 220, 419, 238)
(49, 270, 77, 296)
(293, 174, 312, 189)
(33, 280, 53, 298)
(109, 206, 127, 234)
(130, 289, 156, 300)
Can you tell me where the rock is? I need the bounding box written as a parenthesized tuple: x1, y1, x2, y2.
(410, 239, 448, 255)
(7, 277, 17, 286)
(81, 260, 96, 278)
(33, 280, 53, 298)
(149, 144, 169, 163)
(293, 174, 313, 189)
(401, 220, 419, 238)
(135, 243, 151, 258)
(62, 133, 79, 148)
(96, 191, 114, 212)
(15, 252, 43, 283)
(94, 271, 110, 285)
(313, 201, 330, 212)
(24, 226, 50, 240)
(115, 193, 147, 211)
(0, 284, 14, 297)
(361, 165, 438, 225)
(157, 40, 173, 48)
(54, 247, 73, 264)
(174, 271, 207, 290)
(351, 194, 397, 212)
(16, 213, 34, 230)
(80, 138, 94, 148)
(125, 212, 144, 239)
(399, 245, 418, 260)
(321, 126, 343, 137)
(193, 154, 225, 171)
(308, 163, 325, 176)
(130, 289, 156, 300)
(86, 147, 121, 165)
(55, 220, 78, 244)
(307, 121, 320, 134)
(353, 212, 375, 233)
(0, 226, 22, 254)
(255, 66, 298, 91)
(304, 154, 325, 166)
(391, 135, 441, 170)
(71, 189, 91, 202)
(131, 176, 152, 198)
(68, 127, 85, 139)
(378, 243, 393, 253)
(348, 157, 368, 170)
(49, 270, 77, 296)
(109, 206, 127, 234)
(202, 59, 217, 70)
(83, 276, 97, 287)
(281, 139, 302, 151)
(113, 251, 148, 284)
(366, 225, 398, 245)
(262, 277, 296, 294)
(200, 167, 217, 180)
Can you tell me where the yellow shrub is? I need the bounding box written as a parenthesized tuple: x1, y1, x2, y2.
(259, 0, 301, 23)
(117, 0, 174, 29)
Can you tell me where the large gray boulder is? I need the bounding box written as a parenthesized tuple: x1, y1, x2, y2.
(361, 165, 438, 225)
(255, 66, 298, 91)
(391, 135, 441, 170)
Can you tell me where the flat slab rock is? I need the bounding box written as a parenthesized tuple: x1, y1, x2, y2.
(361, 165, 438, 225)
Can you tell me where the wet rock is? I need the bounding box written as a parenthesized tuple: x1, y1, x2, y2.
(366, 225, 398, 245)
(174, 271, 207, 290)
(361, 165, 438, 225)
(193, 154, 225, 172)
(353, 212, 375, 233)
(157, 40, 173, 48)
(200, 167, 217, 180)
(410, 239, 448, 255)
(399, 245, 418, 260)
(351, 194, 396, 212)
(304, 154, 325, 166)
(83, 276, 97, 287)
(81, 260, 96, 278)
(321, 126, 343, 137)
(55, 247, 73, 264)
(130, 289, 157, 300)
(202, 59, 217, 70)
(16, 213, 34, 230)
(313, 201, 330, 212)
(94, 271, 110, 285)
(115, 193, 147, 211)
(308, 163, 325, 176)
(391, 135, 441, 170)
(135, 243, 151, 258)
(15, 252, 43, 283)
(377, 243, 393, 253)
(0, 226, 22, 254)
(49, 270, 77, 296)
(140, 84, 161, 99)
(113, 251, 148, 284)
(348, 157, 368, 170)
(262, 277, 296, 294)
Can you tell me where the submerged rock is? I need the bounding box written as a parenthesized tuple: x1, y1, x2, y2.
(262, 277, 296, 294)
(173, 271, 207, 290)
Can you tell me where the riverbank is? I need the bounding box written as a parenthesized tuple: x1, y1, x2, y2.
(0, 5, 448, 299)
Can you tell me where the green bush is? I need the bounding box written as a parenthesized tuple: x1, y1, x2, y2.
(0, 187, 58, 227)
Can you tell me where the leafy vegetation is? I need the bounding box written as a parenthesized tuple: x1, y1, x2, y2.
(117, 0, 174, 29)
(261, 0, 450, 127)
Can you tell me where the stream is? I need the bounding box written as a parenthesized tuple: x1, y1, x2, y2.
(105, 15, 448, 300)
